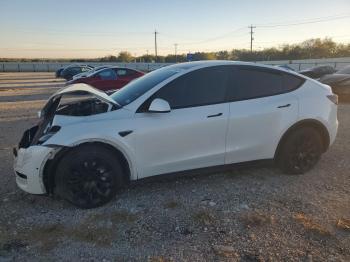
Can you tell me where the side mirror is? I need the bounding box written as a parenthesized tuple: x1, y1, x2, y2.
(37, 110, 42, 118)
(148, 98, 171, 113)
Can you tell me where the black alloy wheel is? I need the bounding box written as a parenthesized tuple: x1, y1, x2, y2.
(55, 145, 124, 208)
(277, 127, 323, 174)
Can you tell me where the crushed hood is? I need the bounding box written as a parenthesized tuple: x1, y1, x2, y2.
(51, 83, 118, 105)
(39, 83, 119, 118)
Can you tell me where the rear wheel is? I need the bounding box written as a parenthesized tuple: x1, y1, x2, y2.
(55, 144, 124, 208)
(277, 127, 323, 174)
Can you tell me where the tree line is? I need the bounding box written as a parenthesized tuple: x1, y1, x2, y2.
(1, 38, 349, 63)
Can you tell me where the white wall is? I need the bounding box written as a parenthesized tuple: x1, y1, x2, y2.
(259, 57, 350, 71)
(0, 62, 172, 72)
(1, 57, 349, 72)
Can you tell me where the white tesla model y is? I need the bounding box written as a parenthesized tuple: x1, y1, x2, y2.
(13, 61, 338, 208)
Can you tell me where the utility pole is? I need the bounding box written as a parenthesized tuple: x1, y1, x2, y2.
(249, 25, 256, 53)
(174, 43, 178, 63)
(145, 50, 149, 63)
(154, 30, 158, 62)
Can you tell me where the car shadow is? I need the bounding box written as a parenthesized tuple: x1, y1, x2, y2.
(132, 159, 277, 187)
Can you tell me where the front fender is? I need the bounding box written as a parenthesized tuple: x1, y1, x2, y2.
(45, 131, 139, 181)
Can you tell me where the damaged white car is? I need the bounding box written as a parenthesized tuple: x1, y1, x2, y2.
(14, 61, 338, 208)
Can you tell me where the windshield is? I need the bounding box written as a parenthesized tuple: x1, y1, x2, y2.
(110, 67, 178, 106)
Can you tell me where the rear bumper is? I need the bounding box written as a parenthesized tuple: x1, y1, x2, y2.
(13, 145, 56, 194)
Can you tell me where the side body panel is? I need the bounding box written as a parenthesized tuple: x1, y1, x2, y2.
(294, 80, 338, 145)
(225, 93, 299, 164)
(132, 103, 229, 178)
(44, 110, 140, 181)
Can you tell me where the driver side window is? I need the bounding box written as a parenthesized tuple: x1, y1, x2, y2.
(98, 69, 117, 80)
(154, 66, 229, 109)
(116, 69, 127, 76)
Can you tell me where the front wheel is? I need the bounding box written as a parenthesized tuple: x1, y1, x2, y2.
(276, 127, 323, 174)
(55, 145, 124, 208)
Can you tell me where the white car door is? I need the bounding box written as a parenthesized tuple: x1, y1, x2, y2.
(225, 66, 301, 164)
(132, 66, 230, 178)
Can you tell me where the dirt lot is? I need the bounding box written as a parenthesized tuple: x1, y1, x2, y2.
(0, 73, 349, 261)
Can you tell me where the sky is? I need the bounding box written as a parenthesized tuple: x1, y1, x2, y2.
(0, 0, 349, 58)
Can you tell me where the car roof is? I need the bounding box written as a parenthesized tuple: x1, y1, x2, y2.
(108, 66, 141, 71)
(88, 66, 138, 75)
(162, 60, 301, 76)
(63, 64, 92, 70)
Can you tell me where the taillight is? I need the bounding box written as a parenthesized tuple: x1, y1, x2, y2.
(327, 94, 338, 105)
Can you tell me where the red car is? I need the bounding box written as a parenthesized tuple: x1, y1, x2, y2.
(66, 67, 145, 91)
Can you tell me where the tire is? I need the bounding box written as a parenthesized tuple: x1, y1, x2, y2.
(276, 127, 323, 174)
(55, 144, 124, 208)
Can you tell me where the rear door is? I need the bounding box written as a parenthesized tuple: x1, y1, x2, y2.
(133, 66, 231, 178)
(225, 66, 303, 164)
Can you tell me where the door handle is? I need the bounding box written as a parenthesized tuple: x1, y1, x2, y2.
(277, 104, 291, 108)
(207, 113, 223, 118)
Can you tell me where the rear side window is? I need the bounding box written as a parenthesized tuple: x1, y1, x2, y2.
(98, 69, 117, 80)
(113, 68, 136, 77)
(154, 66, 229, 109)
(116, 69, 127, 76)
(227, 66, 304, 101)
(70, 67, 81, 74)
(125, 69, 136, 75)
(283, 74, 305, 91)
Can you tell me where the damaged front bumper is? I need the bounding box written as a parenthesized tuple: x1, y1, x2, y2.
(13, 145, 57, 194)
(14, 124, 60, 194)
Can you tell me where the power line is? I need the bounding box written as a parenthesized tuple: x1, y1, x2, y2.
(174, 27, 247, 46)
(256, 14, 350, 28)
(166, 14, 350, 51)
(254, 34, 350, 45)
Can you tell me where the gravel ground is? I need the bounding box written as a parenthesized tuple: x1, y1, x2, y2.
(0, 73, 349, 262)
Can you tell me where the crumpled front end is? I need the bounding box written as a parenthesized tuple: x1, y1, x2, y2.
(13, 84, 118, 195)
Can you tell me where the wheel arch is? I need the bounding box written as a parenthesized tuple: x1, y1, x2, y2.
(43, 140, 134, 194)
(274, 119, 330, 160)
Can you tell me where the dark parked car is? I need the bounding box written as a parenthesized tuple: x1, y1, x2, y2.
(72, 65, 110, 80)
(66, 67, 145, 91)
(61, 65, 93, 81)
(299, 65, 336, 79)
(55, 67, 64, 78)
(56, 64, 82, 78)
(320, 65, 350, 100)
(335, 65, 350, 75)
